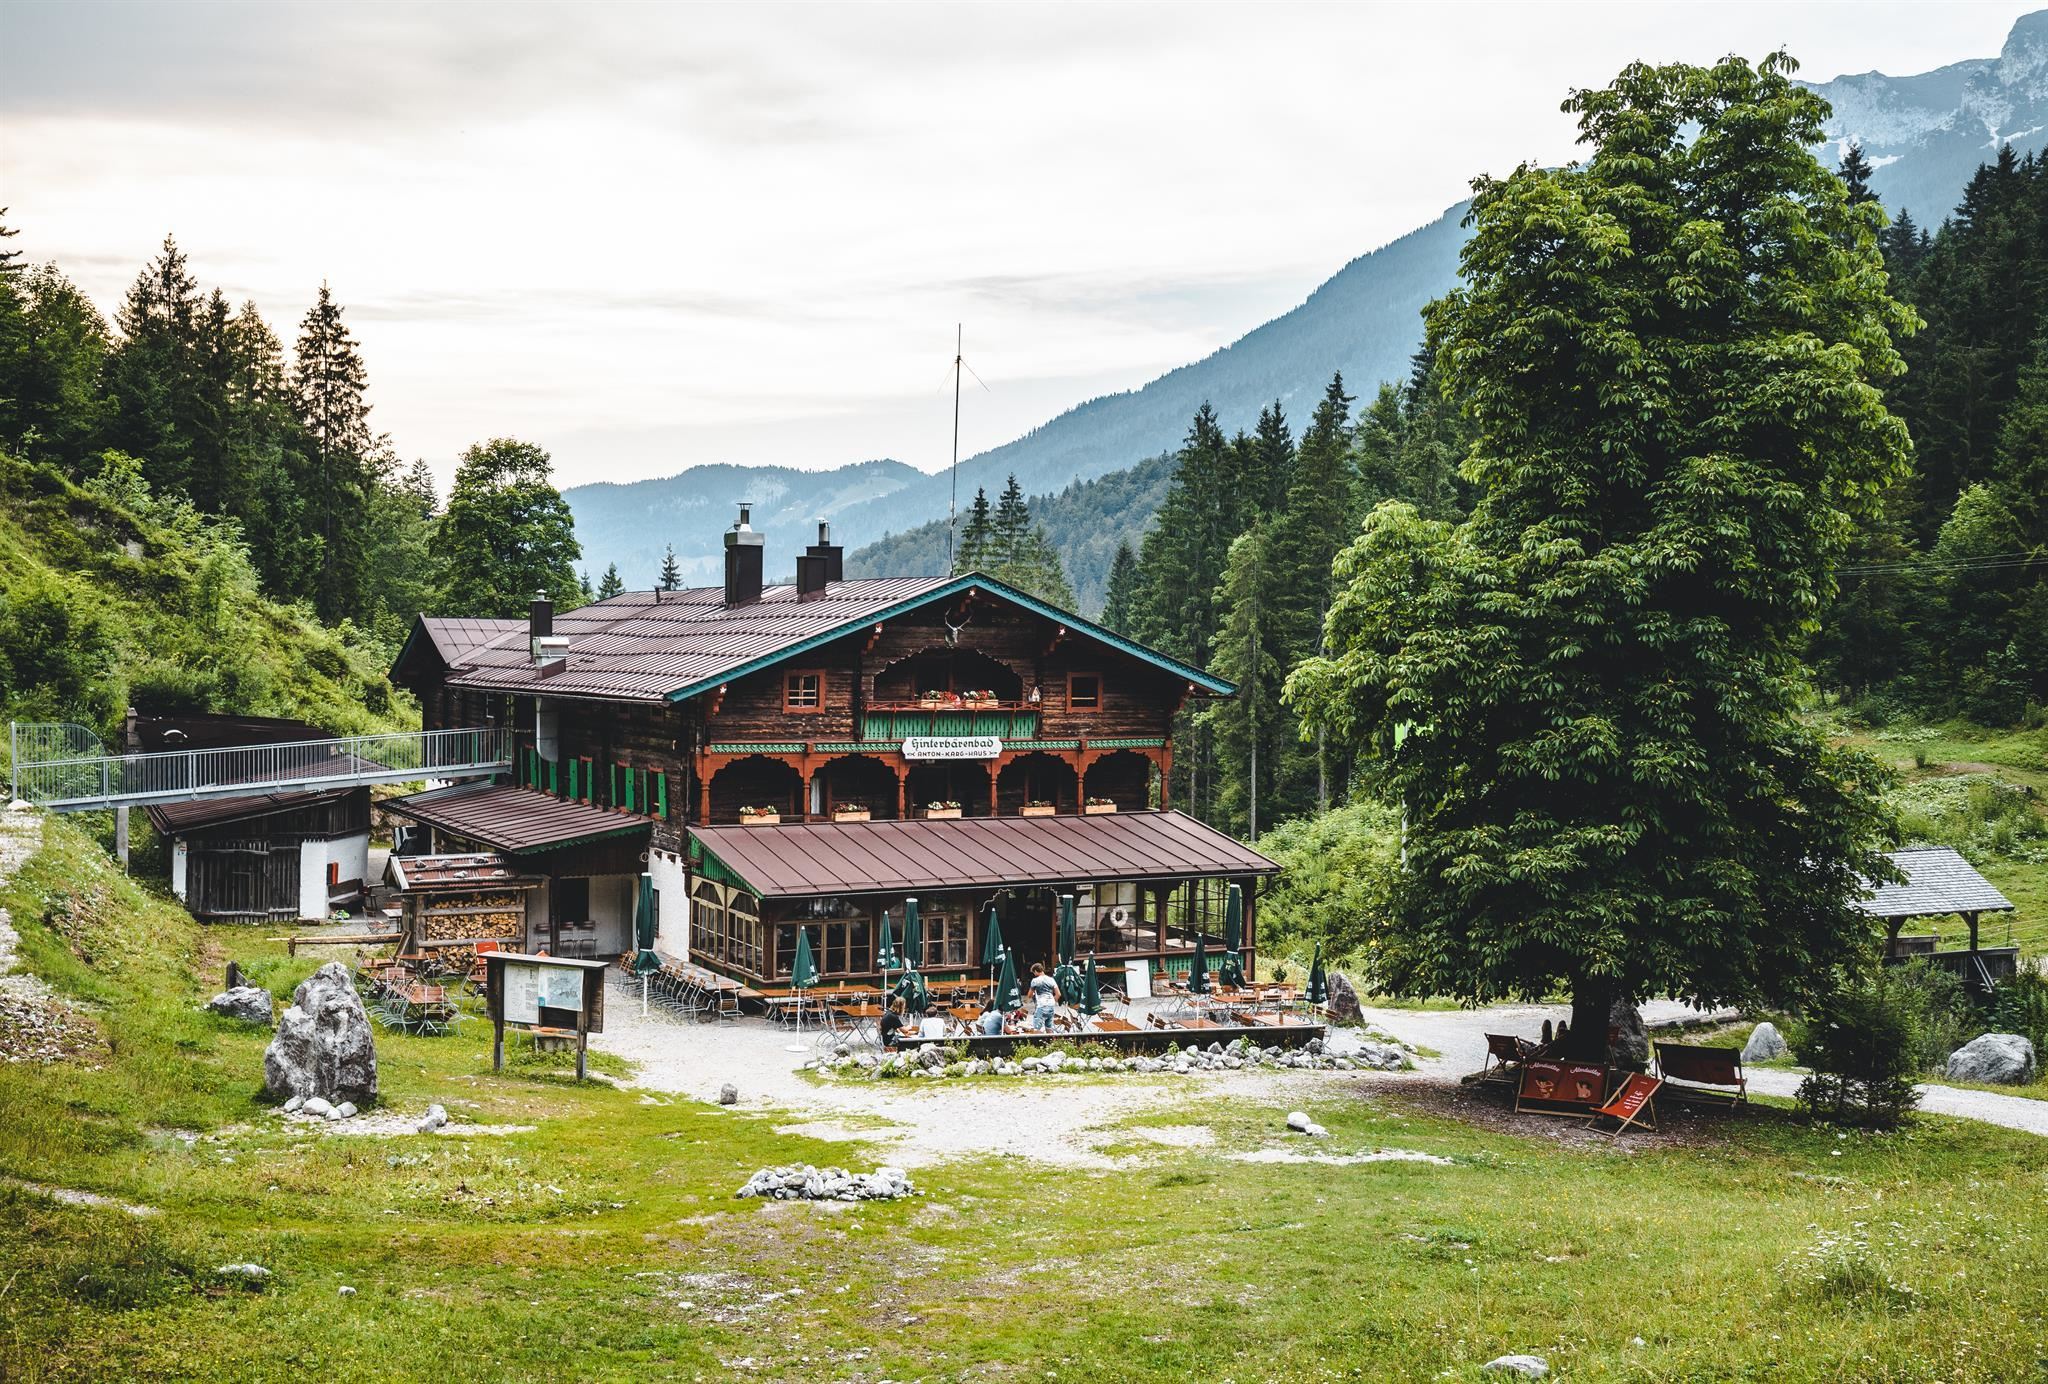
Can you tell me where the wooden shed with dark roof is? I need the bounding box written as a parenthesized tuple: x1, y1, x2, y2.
(1863, 846, 2019, 991)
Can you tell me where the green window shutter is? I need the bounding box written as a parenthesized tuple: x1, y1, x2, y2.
(625, 766, 637, 812)
(568, 758, 580, 801)
(656, 771, 669, 819)
(547, 758, 558, 794)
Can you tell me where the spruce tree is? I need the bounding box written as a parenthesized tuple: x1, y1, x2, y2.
(0, 208, 20, 276)
(1202, 526, 1283, 837)
(1250, 400, 1295, 517)
(954, 487, 995, 573)
(991, 475, 1031, 569)
(597, 562, 625, 599)
(1838, 142, 1878, 205)
(103, 235, 202, 497)
(291, 282, 376, 620)
(1099, 541, 1140, 633)
(657, 543, 682, 591)
(1265, 373, 1354, 815)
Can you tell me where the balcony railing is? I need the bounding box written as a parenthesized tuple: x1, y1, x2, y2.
(860, 706, 1039, 740)
(9, 724, 512, 812)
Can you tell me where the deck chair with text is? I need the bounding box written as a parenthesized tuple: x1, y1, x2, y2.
(1586, 1071, 1663, 1135)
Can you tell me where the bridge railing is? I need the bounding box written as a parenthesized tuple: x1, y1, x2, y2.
(10, 726, 512, 811)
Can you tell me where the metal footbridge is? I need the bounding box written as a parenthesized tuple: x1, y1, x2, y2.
(7, 722, 512, 813)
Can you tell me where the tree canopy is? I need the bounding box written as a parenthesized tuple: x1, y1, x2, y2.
(437, 438, 583, 618)
(1287, 52, 1913, 1049)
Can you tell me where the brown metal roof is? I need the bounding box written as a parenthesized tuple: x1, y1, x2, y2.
(431, 578, 954, 703)
(688, 809, 1277, 899)
(386, 852, 546, 891)
(383, 782, 652, 854)
(421, 617, 528, 664)
(146, 784, 361, 835)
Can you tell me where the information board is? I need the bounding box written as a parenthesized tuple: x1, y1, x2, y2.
(501, 962, 541, 1026)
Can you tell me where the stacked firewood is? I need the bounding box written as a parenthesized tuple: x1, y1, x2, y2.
(418, 892, 524, 942)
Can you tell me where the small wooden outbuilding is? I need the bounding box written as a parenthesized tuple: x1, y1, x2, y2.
(1862, 846, 2018, 991)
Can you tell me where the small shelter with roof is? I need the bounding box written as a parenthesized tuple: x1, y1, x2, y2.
(1862, 845, 2018, 991)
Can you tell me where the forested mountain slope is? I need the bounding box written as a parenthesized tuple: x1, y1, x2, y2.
(564, 458, 921, 588)
(0, 447, 407, 746)
(569, 204, 1470, 580)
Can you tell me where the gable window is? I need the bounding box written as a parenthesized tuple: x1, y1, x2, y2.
(1068, 672, 1102, 710)
(785, 670, 824, 712)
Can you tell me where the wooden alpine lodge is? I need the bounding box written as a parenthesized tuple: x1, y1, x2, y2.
(384, 508, 1276, 996)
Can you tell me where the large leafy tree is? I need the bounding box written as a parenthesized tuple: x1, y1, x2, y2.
(438, 437, 583, 617)
(1288, 53, 1913, 1053)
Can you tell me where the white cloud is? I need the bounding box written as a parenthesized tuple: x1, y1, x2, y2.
(2, 0, 2037, 489)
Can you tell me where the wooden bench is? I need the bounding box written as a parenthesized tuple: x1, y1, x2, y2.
(1654, 1042, 1746, 1106)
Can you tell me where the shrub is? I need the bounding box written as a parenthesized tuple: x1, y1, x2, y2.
(1794, 977, 1924, 1129)
(1989, 970, 2048, 1053)
(1882, 960, 1979, 1072)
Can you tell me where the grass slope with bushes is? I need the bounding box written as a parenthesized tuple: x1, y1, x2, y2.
(7, 813, 2048, 1380)
(0, 447, 411, 750)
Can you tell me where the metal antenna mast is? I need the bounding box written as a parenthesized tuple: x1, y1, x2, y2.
(943, 324, 988, 570)
(948, 323, 962, 568)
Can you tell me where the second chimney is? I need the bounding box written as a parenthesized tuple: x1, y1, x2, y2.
(724, 504, 765, 606)
(795, 519, 843, 601)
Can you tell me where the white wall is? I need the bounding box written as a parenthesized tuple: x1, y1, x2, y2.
(170, 839, 188, 901)
(650, 847, 690, 959)
(295, 833, 370, 920)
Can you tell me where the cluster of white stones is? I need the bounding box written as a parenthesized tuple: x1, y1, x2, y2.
(803, 1034, 1411, 1080)
(735, 1164, 915, 1202)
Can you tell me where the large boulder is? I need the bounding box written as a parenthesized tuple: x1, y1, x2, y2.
(263, 962, 377, 1105)
(1742, 1021, 1789, 1064)
(206, 985, 273, 1025)
(1945, 1032, 2038, 1086)
(1325, 971, 1363, 1024)
(1609, 998, 1649, 1068)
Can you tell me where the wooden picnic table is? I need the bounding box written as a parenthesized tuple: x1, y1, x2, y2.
(1174, 1017, 1224, 1030)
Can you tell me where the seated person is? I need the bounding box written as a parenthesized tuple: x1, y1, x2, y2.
(878, 997, 910, 1050)
(978, 1006, 1006, 1037)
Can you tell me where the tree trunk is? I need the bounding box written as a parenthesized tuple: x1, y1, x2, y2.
(1564, 977, 1617, 1061)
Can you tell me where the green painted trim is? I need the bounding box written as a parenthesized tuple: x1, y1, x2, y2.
(665, 574, 1233, 704)
(708, 742, 806, 755)
(1010, 740, 1082, 751)
(1089, 737, 1168, 749)
(656, 771, 669, 819)
(690, 839, 762, 894)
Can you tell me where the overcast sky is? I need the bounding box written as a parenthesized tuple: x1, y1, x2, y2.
(2, 1, 2037, 490)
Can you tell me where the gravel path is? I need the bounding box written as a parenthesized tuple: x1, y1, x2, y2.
(593, 980, 1359, 1168)
(592, 979, 2048, 1166)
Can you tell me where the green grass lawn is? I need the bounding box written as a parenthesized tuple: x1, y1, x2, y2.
(9, 814, 2048, 1382)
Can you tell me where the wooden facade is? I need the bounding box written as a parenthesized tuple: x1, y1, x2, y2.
(392, 537, 1261, 991)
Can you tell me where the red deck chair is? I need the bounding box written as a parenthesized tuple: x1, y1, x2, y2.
(1586, 1072, 1662, 1135)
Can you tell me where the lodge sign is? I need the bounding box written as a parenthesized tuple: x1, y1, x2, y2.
(901, 735, 1003, 761)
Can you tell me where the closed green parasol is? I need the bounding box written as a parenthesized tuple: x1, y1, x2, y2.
(790, 926, 820, 991)
(1080, 954, 1104, 1015)
(993, 950, 1023, 1010)
(1057, 893, 1078, 965)
(1305, 942, 1328, 1006)
(1218, 881, 1246, 987)
(981, 903, 1006, 964)
(901, 896, 923, 966)
(876, 906, 902, 972)
(1187, 932, 1210, 994)
(631, 872, 660, 974)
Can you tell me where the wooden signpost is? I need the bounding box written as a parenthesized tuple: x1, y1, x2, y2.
(484, 952, 610, 1080)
